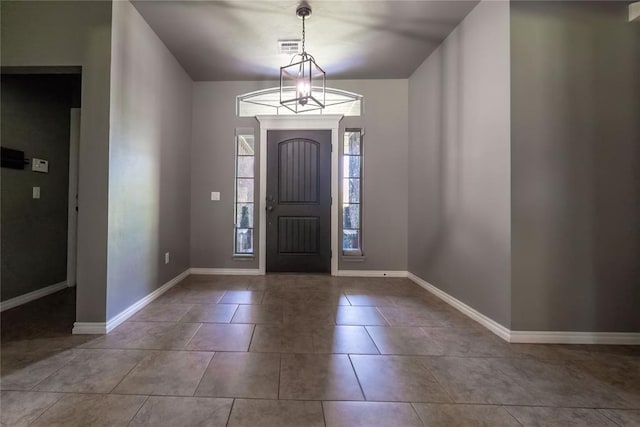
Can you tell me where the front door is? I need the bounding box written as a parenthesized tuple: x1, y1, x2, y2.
(266, 130, 331, 273)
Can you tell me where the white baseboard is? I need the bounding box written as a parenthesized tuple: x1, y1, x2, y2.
(509, 331, 640, 345)
(71, 322, 107, 334)
(630, 2, 640, 22)
(68, 266, 640, 344)
(407, 272, 511, 341)
(407, 272, 640, 345)
(191, 268, 406, 278)
(72, 269, 189, 335)
(336, 270, 408, 278)
(190, 268, 262, 276)
(0, 281, 68, 312)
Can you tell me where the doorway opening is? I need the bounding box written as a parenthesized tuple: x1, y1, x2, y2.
(0, 70, 81, 328)
(266, 130, 332, 273)
(257, 115, 342, 276)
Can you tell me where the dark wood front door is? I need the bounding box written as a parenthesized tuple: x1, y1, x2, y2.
(266, 130, 331, 273)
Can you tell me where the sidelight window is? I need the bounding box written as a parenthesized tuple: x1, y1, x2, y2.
(342, 129, 362, 255)
(234, 129, 255, 255)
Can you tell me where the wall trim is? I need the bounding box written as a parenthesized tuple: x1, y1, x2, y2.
(0, 281, 68, 312)
(407, 272, 640, 345)
(190, 268, 262, 276)
(337, 270, 408, 278)
(71, 322, 107, 335)
(630, 1, 640, 22)
(407, 272, 511, 341)
(72, 269, 190, 335)
(509, 331, 640, 345)
(66, 108, 81, 288)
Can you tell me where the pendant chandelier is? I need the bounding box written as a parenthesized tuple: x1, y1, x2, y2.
(280, 3, 326, 113)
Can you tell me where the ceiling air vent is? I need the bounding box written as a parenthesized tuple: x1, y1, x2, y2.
(278, 39, 302, 55)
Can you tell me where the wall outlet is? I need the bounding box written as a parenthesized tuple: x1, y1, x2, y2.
(211, 191, 220, 201)
(164, 252, 170, 264)
(32, 187, 40, 199)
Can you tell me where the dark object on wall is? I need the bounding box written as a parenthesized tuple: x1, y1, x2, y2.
(1, 147, 28, 169)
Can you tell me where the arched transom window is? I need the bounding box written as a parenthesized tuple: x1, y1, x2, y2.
(237, 87, 363, 117)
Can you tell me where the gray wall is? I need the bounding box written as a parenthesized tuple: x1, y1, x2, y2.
(1, 74, 80, 300)
(107, 1, 192, 319)
(408, 0, 512, 327)
(1, 1, 113, 322)
(190, 80, 408, 272)
(511, 1, 640, 332)
(191, 81, 265, 270)
(339, 80, 409, 271)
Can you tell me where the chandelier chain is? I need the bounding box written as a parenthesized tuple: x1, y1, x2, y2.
(301, 15, 306, 54)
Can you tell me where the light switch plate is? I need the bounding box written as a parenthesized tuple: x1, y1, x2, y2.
(211, 191, 220, 201)
(32, 158, 49, 173)
(33, 187, 40, 199)
(164, 252, 170, 264)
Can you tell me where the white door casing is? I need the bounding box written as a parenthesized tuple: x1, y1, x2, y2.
(256, 115, 343, 276)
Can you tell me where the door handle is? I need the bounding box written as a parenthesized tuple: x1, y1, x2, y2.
(267, 206, 274, 212)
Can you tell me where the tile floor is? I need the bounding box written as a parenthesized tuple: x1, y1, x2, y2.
(1, 274, 639, 426)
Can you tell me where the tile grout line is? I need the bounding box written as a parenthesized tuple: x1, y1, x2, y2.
(181, 322, 204, 350)
(375, 305, 394, 327)
(229, 304, 242, 323)
(126, 394, 150, 426)
(191, 351, 216, 397)
(409, 402, 428, 427)
(320, 400, 328, 427)
(419, 358, 456, 405)
(19, 391, 65, 426)
(373, 305, 391, 327)
(363, 325, 383, 355)
(24, 394, 64, 426)
(8, 387, 637, 409)
(246, 323, 258, 352)
(346, 354, 367, 401)
(228, 304, 240, 324)
(107, 351, 152, 394)
(218, 290, 229, 305)
(225, 398, 236, 427)
(26, 349, 85, 392)
(500, 406, 526, 427)
(594, 408, 624, 427)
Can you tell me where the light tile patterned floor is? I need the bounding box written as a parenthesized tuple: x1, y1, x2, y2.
(1, 274, 639, 426)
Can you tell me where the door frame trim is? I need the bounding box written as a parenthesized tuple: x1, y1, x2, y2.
(67, 108, 81, 288)
(256, 115, 343, 276)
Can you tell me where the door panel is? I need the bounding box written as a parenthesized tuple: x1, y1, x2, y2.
(266, 130, 331, 273)
(278, 217, 319, 253)
(279, 139, 319, 203)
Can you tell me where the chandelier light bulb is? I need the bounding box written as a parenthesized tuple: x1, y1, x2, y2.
(297, 81, 309, 95)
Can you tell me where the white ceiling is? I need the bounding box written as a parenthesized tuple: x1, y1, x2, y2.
(132, 0, 479, 81)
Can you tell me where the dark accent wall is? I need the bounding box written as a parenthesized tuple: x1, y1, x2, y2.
(1, 74, 81, 300)
(511, 1, 640, 331)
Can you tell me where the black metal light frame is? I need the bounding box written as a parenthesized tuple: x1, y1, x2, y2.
(280, 3, 326, 113)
